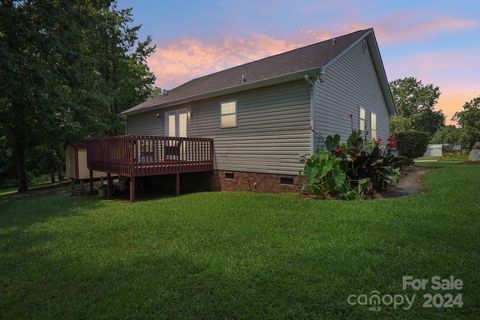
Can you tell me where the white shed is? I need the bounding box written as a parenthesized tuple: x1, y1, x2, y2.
(471, 148, 480, 160)
(424, 144, 443, 157)
(65, 144, 108, 181)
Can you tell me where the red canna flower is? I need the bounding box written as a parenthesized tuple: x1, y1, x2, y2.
(387, 135, 397, 149)
(335, 146, 342, 154)
(377, 137, 382, 145)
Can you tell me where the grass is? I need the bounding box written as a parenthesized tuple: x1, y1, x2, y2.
(0, 163, 479, 319)
(417, 153, 471, 162)
(0, 186, 17, 196)
(0, 179, 68, 197)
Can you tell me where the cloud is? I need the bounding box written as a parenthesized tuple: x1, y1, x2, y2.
(148, 34, 298, 89)
(299, 11, 479, 45)
(148, 10, 478, 89)
(146, 10, 479, 123)
(371, 15, 477, 44)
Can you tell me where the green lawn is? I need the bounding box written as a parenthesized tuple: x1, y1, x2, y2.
(1, 163, 479, 319)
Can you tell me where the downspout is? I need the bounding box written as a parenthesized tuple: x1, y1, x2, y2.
(319, 65, 327, 83)
(306, 67, 326, 151)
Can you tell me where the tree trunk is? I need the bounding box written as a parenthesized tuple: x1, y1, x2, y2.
(56, 161, 64, 181)
(57, 165, 64, 181)
(15, 140, 28, 192)
(50, 172, 55, 183)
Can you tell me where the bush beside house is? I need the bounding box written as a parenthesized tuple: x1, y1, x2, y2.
(396, 131, 429, 159)
(302, 130, 401, 200)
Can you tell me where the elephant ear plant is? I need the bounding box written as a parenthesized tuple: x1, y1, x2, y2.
(302, 149, 349, 198)
(302, 128, 402, 200)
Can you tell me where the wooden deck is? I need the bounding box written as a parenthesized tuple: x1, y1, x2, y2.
(87, 135, 214, 201)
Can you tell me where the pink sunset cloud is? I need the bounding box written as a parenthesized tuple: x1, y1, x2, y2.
(146, 12, 478, 124)
(148, 34, 298, 89)
(367, 15, 478, 44)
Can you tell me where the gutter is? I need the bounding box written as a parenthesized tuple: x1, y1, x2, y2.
(121, 29, 397, 118)
(121, 67, 323, 116)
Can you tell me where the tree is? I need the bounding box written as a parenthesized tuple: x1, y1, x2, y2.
(389, 77, 445, 137)
(411, 108, 445, 137)
(0, 0, 157, 191)
(454, 96, 480, 149)
(390, 116, 412, 134)
(430, 125, 462, 145)
(390, 77, 441, 117)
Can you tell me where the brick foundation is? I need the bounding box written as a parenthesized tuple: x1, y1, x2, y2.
(213, 170, 305, 193)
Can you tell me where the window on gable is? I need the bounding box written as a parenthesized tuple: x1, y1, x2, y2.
(371, 112, 377, 140)
(221, 101, 237, 128)
(359, 107, 366, 131)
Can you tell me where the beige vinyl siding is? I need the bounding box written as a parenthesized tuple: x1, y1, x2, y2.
(127, 80, 311, 175)
(313, 39, 390, 148)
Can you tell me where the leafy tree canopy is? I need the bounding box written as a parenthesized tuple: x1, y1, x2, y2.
(389, 77, 445, 138)
(454, 96, 480, 149)
(0, 0, 157, 191)
(390, 77, 441, 117)
(430, 125, 462, 145)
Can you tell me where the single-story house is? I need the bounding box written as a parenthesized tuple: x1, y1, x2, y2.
(87, 28, 396, 201)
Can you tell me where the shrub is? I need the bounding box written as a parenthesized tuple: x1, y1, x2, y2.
(302, 131, 402, 199)
(439, 152, 471, 161)
(396, 130, 429, 159)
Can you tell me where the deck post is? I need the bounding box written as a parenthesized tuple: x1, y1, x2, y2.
(176, 173, 180, 196)
(130, 176, 136, 202)
(89, 170, 94, 195)
(107, 172, 112, 200)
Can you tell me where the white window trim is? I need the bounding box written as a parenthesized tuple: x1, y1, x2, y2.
(164, 108, 188, 137)
(220, 100, 237, 128)
(371, 112, 377, 140)
(359, 107, 366, 131)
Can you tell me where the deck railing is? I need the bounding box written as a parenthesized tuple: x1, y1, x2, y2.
(87, 135, 214, 177)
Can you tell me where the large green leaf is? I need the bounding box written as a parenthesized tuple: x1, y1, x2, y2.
(325, 134, 340, 152)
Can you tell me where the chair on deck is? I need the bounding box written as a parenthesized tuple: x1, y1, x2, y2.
(165, 141, 183, 161)
(139, 142, 155, 162)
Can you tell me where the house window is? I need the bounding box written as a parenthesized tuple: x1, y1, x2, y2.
(221, 101, 237, 128)
(371, 112, 377, 140)
(280, 177, 294, 185)
(359, 107, 366, 131)
(225, 172, 235, 179)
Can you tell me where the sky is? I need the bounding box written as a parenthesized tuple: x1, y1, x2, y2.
(118, 0, 480, 124)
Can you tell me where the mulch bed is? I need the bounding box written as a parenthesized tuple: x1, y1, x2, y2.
(379, 165, 433, 198)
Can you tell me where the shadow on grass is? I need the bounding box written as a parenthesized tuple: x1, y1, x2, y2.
(0, 164, 478, 318)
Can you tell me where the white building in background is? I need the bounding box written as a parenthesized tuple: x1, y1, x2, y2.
(424, 144, 443, 157)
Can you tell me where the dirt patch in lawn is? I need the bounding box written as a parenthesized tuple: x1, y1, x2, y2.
(0, 182, 70, 202)
(381, 166, 434, 197)
(464, 160, 480, 165)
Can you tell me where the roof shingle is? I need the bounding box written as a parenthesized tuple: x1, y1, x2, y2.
(123, 29, 370, 115)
